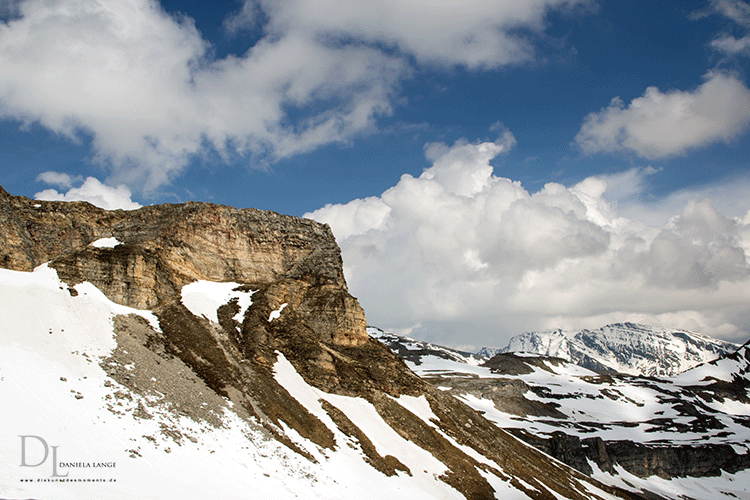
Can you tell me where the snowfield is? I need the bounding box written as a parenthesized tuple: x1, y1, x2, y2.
(2, 266, 616, 500)
(0, 265, 324, 500)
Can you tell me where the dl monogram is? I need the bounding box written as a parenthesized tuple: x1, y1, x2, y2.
(19, 435, 69, 477)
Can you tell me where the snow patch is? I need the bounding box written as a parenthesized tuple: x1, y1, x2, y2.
(268, 303, 288, 322)
(180, 280, 255, 324)
(90, 237, 121, 248)
(0, 266, 316, 500)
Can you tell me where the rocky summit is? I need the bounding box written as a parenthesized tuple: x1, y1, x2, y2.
(0, 186, 640, 500)
(0, 184, 367, 348)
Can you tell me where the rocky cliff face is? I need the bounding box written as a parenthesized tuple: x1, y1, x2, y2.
(0, 186, 638, 500)
(0, 185, 367, 348)
(514, 431, 750, 479)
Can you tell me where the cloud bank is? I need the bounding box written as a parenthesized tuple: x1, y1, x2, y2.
(0, 0, 588, 191)
(306, 138, 750, 346)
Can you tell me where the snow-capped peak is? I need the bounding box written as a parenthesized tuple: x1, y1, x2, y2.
(496, 322, 738, 376)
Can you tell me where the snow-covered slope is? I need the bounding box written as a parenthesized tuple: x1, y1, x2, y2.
(0, 266, 382, 500)
(495, 323, 738, 376)
(372, 327, 750, 500)
(0, 266, 631, 500)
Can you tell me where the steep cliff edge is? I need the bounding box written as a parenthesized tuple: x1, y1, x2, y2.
(0, 186, 638, 500)
(0, 185, 366, 348)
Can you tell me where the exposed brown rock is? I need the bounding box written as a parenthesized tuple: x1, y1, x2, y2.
(0, 185, 368, 347)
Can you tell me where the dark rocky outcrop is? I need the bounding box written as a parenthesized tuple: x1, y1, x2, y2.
(513, 431, 750, 479)
(482, 352, 567, 375)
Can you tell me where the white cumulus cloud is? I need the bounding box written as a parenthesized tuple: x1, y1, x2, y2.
(35, 176, 141, 210)
(35, 171, 83, 189)
(574, 72, 750, 159)
(0, 0, 403, 191)
(307, 137, 750, 346)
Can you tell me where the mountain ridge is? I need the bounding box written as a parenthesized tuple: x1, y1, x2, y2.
(490, 322, 739, 377)
(0, 186, 635, 500)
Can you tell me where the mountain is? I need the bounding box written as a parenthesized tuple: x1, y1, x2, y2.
(372, 328, 750, 500)
(369, 326, 484, 366)
(494, 323, 738, 377)
(476, 346, 503, 359)
(0, 186, 635, 500)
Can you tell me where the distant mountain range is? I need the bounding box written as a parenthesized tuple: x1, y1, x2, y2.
(483, 322, 739, 377)
(370, 326, 750, 500)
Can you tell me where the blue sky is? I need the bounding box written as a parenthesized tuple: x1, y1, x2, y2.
(2, 0, 750, 347)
